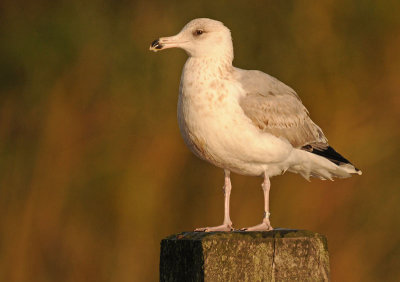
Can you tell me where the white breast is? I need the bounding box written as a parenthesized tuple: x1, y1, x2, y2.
(177, 58, 293, 176)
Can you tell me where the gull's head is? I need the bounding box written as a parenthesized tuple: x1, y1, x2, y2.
(150, 18, 233, 60)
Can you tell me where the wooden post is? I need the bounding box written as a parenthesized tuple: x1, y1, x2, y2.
(160, 229, 330, 281)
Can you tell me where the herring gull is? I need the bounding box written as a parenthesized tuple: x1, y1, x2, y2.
(149, 18, 362, 232)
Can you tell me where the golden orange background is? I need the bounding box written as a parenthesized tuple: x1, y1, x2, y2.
(1, 0, 399, 281)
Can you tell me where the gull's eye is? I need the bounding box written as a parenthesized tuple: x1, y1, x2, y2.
(194, 29, 204, 36)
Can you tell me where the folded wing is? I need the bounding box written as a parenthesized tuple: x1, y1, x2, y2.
(236, 69, 327, 149)
(235, 68, 361, 175)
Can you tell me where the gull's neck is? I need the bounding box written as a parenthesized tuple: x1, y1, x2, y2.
(184, 55, 234, 80)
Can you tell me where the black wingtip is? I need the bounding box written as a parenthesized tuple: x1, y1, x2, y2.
(302, 145, 354, 167)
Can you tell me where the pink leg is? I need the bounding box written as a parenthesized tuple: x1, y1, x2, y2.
(242, 172, 273, 231)
(195, 170, 233, 232)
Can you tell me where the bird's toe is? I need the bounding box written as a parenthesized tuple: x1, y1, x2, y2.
(194, 224, 234, 232)
(241, 222, 273, 232)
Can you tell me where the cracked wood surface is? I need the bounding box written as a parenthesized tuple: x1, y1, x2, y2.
(160, 229, 330, 282)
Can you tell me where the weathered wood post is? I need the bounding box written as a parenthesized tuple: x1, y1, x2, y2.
(160, 229, 329, 281)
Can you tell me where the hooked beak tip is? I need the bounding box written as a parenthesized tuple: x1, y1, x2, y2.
(149, 39, 163, 52)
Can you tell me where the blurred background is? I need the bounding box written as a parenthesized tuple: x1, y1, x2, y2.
(1, 0, 399, 281)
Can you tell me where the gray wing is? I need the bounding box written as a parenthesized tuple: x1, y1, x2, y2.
(235, 68, 328, 149)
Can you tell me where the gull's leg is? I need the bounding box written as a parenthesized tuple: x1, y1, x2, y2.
(195, 170, 233, 232)
(242, 172, 273, 231)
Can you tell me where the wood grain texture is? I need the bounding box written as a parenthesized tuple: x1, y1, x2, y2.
(160, 229, 329, 282)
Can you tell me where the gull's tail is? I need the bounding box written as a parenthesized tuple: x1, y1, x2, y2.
(288, 146, 362, 181)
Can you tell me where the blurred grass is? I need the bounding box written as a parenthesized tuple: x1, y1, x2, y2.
(0, 0, 399, 281)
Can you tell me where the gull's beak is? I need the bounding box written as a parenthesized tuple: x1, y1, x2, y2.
(149, 35, 186, 52)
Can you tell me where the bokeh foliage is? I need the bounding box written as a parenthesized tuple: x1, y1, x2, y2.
(1, 0, 399, 281)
